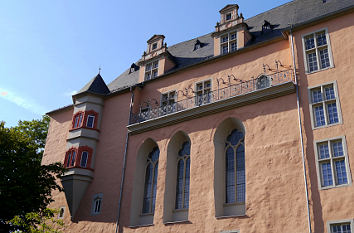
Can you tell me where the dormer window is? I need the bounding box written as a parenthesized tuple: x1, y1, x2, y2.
(145, 61, 158, 80)
(226, 12, 232, 21)
(221, 31, 237, 54)
(152, 43, 157, 50)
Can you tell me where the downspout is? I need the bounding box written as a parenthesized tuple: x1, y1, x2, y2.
(115, 86, 135, 233)
(290, 26, 312, 233)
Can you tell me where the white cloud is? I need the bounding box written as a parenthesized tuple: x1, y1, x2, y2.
(0, 87, 47, 115)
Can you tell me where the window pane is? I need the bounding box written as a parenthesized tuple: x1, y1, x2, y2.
(318, 143, 329, 159)
(230, 32, 237, 40)
(80, 151, 88, 167)
(327, 102, 339, 124)
(332, 141, 344, 157)
(222, 45, 228, 54)
(225, 147, 235, 203)
(221, 35, 228, 43)
(145, 72, 151, 80)
(316, 31, 327, 46)
(183, 157, 190, 209)
(335, 159, 348, 185)
(321, 162, 333, 187)
(314, 105, 326, 127)
(86, 115, 95, 128)
(305, 35, 315, 50)
(311, 89, 323, 103)
(175, 159, 184, 209)
(142, 163, 153, 213)
(331, 223, 351, 233)
(146, 63, 152, 71)
(152, 70, 158, 78)
(230, 42, 237, 52)
(236, 144, 245, 203)
(307, 51, 318, 72)
(66, 153, 71, 167)
(70, 151, 76, 167)
(324, 85, 335, 100)
(152, 162, 158, 213)
(227, 129, 244, 146)
(319, 48, 330, 69)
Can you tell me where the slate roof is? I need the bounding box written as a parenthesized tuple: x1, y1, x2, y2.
(76, 73, 110, 96)
(106, 0, 354, 94)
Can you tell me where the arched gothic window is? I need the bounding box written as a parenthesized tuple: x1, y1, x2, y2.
(142, 147, 160, 214)
(175, 141, 191, 209)
(225, 129, 245, 204)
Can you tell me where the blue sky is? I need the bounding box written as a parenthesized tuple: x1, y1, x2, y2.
(0, 0, 289, 127)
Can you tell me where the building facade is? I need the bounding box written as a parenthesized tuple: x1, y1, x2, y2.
(43, 0, 354, 232)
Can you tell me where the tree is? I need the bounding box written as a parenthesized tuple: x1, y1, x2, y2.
(0, 116, 65, 232)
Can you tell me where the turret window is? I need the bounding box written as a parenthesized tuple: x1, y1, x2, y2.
(80, 151, 88, 168)
(86, 115, 95, 128)
(73, 112, 83, 129)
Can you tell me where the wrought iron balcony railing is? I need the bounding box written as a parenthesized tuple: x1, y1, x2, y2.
(130, 69, 294, 124)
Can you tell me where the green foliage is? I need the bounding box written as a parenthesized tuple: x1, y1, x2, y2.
(10, 208, 64, 233)
(0, 116, 65, 232)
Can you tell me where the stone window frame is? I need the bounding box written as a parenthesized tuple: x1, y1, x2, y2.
(91, 193, 103, 215)
(72, 111, 84, 129)
(327, 219, 354, 233)
(144, 60, 159, 81)
(220, 230, 240, 233)
(220, 30, 237, 55)
(308, 81, 342, 130)
(314, 136, 352, 190)
(302, 28, 334, 74)
(175, 141, 191, 210)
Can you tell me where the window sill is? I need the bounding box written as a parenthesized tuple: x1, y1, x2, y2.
(163, 220, 191, 225)
(140, 213, 154, 217)
(312, 121, 342, 130)
(305, 65, 334, 75)
(173, 208, 188, 213)
(223, 202, 245, 207)
(320, 182, 351, 190)
(216, 214, 247, 219)
(128, 223, 154, 228)
(69, 127, 100, 132)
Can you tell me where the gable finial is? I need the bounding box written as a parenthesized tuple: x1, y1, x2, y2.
(98, 66, 102, 74)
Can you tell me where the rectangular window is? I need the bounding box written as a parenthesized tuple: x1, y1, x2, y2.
(302, 29, 333, 73)
(309, 82, 341, 129)
(80, 151, 88, 168)
(145, 61, 158, 80)
(86, 115, 95, 128)
(195, 80, 211, 106)
(74, 113, 83, 128)
(329, 220, 353, 233)
(220, 31, 237, 55)
(161, 91, 176, 115)
(315, 137, 351, 189)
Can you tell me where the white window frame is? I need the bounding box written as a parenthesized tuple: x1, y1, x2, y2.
(144, 60, 159, 81)
(302, 28, 334, 74)
(308, 81, 342, 130)
(160, 90, 177, 115)
(220, 31, 237, 55)
(314, 136, 352, 190)
(195, 79, 212, 106)
(327, 219, 354, 233)
(91, 193, 103, 215)
(86, 115, 95, 128)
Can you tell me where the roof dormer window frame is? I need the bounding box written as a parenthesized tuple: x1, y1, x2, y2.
(225, 11, 232, 21)
(220, 30, 237, 55)
(152, 42, 158, 51)
(144, 60, 159, 81)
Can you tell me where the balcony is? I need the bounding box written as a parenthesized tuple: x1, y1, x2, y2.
(128, 70, 295, 134)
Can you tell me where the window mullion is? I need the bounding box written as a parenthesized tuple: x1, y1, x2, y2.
(328, 141, 336, 186)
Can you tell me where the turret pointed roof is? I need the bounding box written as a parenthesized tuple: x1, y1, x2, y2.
(76, 73, 110, 96)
